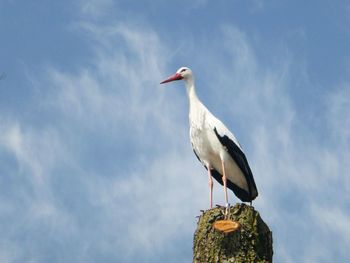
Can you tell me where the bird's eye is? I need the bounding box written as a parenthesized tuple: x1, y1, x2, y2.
(180, 69, 187, 73)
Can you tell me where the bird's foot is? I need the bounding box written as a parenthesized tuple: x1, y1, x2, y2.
(224, 203, 230, 219)
(214, 203, 241, 233)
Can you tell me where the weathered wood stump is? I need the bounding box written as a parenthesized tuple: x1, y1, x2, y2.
(193, 203, 273, 263)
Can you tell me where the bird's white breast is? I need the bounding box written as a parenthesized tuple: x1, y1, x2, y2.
(189, 100, 248, 191)
(189, 101, 224, 168)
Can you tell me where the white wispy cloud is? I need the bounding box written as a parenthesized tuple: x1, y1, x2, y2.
(327, 84, 350, 143)
(76, 0, 115, 17)
(0, 117, 80, 262)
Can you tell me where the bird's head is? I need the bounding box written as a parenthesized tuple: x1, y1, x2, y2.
(160, 67, 193, 84)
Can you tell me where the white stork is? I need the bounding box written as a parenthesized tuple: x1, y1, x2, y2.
(160, 67, 258, 211)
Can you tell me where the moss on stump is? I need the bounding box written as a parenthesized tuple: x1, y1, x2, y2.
(193, 204, 273, 263)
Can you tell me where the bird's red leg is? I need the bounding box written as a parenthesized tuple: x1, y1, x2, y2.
(221, 159, 229, 216)
(207, 166, 213, 208)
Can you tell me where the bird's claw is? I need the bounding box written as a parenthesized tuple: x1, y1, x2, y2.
(224, 203, 231, 219)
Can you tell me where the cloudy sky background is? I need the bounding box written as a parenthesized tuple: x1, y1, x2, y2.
(1, 0, 350, 262)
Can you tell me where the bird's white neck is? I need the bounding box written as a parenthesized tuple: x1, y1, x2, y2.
(184, 77, 198, 102)
(184, 76, 206, 121)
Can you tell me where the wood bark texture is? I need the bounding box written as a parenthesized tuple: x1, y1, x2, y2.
(193, 204, 273, 263)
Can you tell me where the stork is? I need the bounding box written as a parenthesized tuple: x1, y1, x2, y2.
(160, 67, 258, 213)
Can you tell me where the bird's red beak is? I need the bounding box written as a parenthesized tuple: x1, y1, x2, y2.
(160, 73, 183, 84)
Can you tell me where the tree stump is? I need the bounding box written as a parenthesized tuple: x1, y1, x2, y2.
(193, 203, 273, 263)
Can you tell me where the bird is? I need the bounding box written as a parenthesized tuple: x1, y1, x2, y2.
(160, 67, 258, 212)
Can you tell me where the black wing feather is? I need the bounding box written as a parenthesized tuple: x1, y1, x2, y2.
(213, 127, 258, 202)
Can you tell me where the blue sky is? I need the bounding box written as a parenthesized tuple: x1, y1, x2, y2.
(1, 0, 350, 262)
